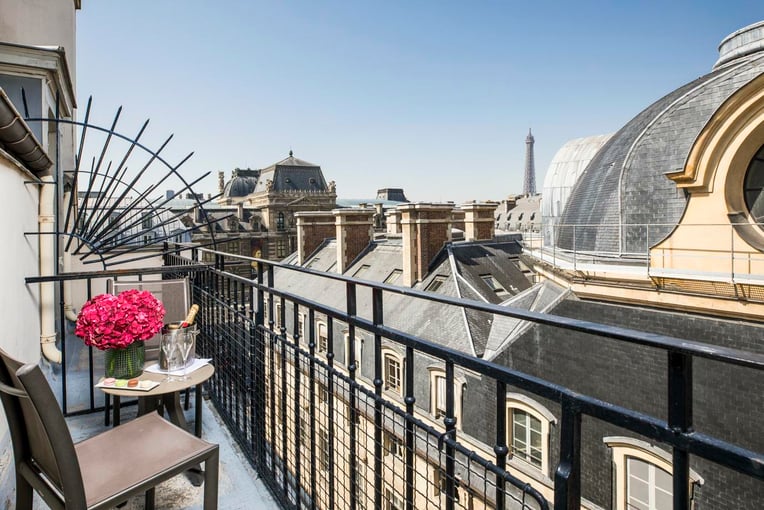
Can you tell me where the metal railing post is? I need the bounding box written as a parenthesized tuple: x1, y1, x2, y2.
(494, 380, 509, 508)
(327, 315, 337, 509)
(279, 295, 288, 501)
(404, 344, 415, 510)
(555, 397, 582, 510)
(668, 352, 693, 509)
(444, 360, 457, 510)
(253, 265, 265, 470)
(372, 287, 384, 510)
(307, 308, 317, 510)
(346, 281, 358, 510)
(292, 303, 302, 504)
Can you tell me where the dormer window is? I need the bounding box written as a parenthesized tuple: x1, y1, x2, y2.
(480, 274, 509, 299)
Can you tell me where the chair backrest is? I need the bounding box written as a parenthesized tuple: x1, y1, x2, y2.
(107, 278, 190, 360)
(0, 348, 87, 507)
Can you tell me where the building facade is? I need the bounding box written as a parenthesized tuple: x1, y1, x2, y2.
(208, 153, 336, 266)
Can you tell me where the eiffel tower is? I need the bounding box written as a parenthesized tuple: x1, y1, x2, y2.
(523, 128, 536, 195)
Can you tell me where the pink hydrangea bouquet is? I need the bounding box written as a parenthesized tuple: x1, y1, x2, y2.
(75, 290, 165, 350)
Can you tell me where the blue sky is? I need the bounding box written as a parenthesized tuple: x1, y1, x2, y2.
(77, 1, 762, 203)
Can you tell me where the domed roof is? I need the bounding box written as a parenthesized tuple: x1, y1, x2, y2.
(556, 23, 764, 254)
(541, 134, 612, 219)
(222, 168, 259, 198)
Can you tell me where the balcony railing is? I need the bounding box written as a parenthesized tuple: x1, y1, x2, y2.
(531, 222, 764, 282)
(26, 246, 764, 509)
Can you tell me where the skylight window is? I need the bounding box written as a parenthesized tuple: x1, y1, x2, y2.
(425, 275, 447, 293)
(481, 274, 509, 299)
(384, 269, 402, 284)
(353, 264, 371, 278)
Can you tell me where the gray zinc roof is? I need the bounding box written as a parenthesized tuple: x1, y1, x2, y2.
(557, 52, 764, 254)
(253, 154, 328, 193)
(223, 169, 259, 198)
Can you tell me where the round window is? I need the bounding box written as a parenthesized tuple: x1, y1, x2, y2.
(744, 143, 764, 227)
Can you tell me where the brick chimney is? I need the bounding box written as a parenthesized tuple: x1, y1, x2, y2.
(334, 208, 374, 273)
(462, 202, 498, 241)
(399, 203, 453, 286)
(295, 211, 337, 265)
(386, 209, 401, 234)
(451, 208, 466, 232)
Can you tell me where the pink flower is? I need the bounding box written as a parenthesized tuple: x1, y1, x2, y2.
(75, 290, 165, 350)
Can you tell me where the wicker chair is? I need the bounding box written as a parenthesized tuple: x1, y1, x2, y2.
(0, 348, 219, 509)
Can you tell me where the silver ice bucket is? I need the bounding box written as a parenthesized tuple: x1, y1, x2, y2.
(159, 327, 198, 370)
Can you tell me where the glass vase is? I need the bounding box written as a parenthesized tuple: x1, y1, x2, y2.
(104, 341, 145, 379)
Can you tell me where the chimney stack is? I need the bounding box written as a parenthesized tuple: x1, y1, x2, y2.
(461, 202, 498, 241)
(295, 211, 337, 265)
(334, 208, 374, 273)
(399, 203, 453, 286)
(386, 209, 402, 234)
(451, 208, 465, 232)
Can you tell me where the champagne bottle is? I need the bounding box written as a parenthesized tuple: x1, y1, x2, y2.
(181, 304, 199, 328)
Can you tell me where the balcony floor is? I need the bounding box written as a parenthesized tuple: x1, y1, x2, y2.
(32, 328, 279, 509)
(49, 396, 278, 509)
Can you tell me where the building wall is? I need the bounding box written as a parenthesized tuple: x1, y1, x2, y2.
(483, 299, 764, 509)
(0, 154, 43, 501)
(0, 0, 78, 78)
(0, 156, 42, 363)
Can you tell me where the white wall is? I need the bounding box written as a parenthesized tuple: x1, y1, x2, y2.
(0, 0, 78, 82)
(0, 153, 42, 484)
(0, 155, 41, 363)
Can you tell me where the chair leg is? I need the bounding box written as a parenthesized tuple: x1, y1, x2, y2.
(15, 474, 33, 510)
(145, 487, 155, 510)
(184, 387, 191, 410)
(203, 449, 219, 510)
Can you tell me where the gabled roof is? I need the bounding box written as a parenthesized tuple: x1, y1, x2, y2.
(300, 238, 536, 358)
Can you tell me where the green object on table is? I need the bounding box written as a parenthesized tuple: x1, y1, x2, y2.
(104, 341, 145, 379)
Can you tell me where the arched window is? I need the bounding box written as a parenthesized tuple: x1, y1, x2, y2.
(506, 393, 556, 475)
(744, 143, 764, 227)
(604, 437, 704, 510)
(316, 321, 328, 354)
(428, 367, 465, 430)
(382, 348, 404, 396)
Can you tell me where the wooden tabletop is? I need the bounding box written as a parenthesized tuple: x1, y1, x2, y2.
(99, 363, 214, 398)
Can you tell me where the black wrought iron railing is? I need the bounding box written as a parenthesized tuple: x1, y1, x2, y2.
(165, 247, 762, 510)
(26, 247, 764, 509)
